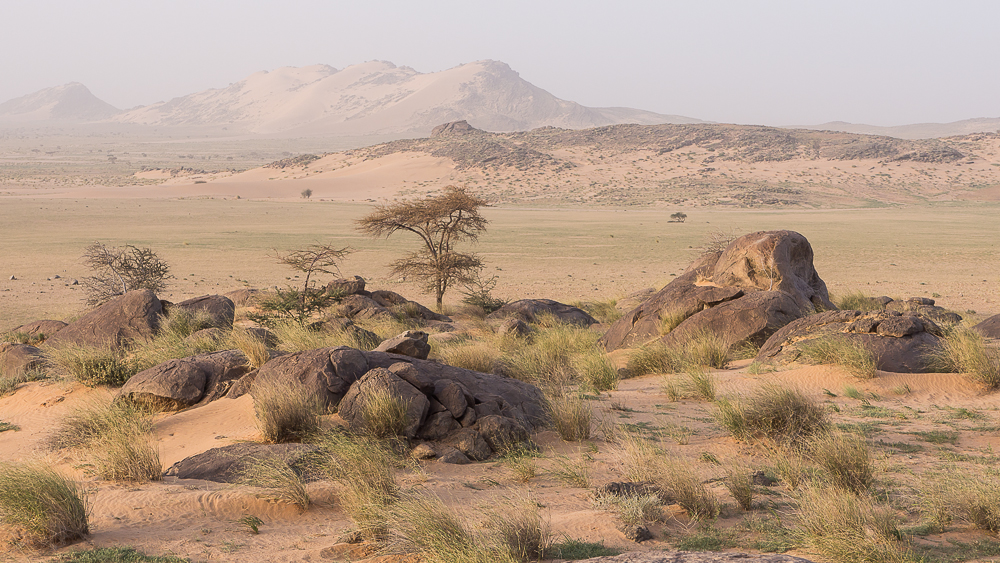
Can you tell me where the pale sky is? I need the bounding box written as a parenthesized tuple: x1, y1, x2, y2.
(3, 0, 998, 126)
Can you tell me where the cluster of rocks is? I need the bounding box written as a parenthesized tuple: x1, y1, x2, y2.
(602, 230, 834, 353)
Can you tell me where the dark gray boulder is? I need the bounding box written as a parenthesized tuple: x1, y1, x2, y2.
(489, 299, 597, 327)
(252, 346, 370, 410)
(375, 331, 431, 360)
(170, 295, 235, 329)
(975, 313, 1000, 338)
(164, 442, 320, 483)
(0, 343, 44, 377)
(8, 319, 67, 340)
(46, 289, 162, 350)
(660, 290, 804, 349)
(337, 367, 430, 438)
(118, 350, 252, 411)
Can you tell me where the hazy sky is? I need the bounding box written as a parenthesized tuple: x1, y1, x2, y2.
(3, 0, 998, 126)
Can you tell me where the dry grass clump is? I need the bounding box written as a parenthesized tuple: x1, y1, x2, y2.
(617, 435, 719, 519)
(130, 311, 225, 371)
(503, 321, 605, 391)
(659, 309, 689, 335)
(795, 485, 909, 563)
(662, 366, 716, 401)
(0, 368, 48, 397)
(361, 387, 410, 439)
(238, 456, 310, 510)
(389, 492, 547, 563)
(574, 353, 619, 392)
(549, 457, 591, 488)
(437, 341, 501, 374)
(250, 377, 323, 443)
(312, 431, 400, 540)
(46, 344, 138, 387)
(574, 298, 622, 324)
(723, 460, 756, 511)
(800, 336, 879, 379)
(593, 493, 663, 526)
(834, 290, 886, 312)
(548, 394, 592, 442)
(50, 400, 161, 483)
(929, 324, 1000, 389)
(715, 385, 828, 443)
(0, 462, 89, 547)
(921, 470, 1000, 532)
(808, 432, 874, 494)
(628, 330, 730, 377)
(225, 328, 271, 370)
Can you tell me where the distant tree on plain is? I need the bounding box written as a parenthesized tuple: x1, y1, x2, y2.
(670, 212, 688, 223)
(301, 188, 313, 199)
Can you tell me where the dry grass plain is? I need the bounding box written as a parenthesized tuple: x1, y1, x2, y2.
(1, 198, 998, 329)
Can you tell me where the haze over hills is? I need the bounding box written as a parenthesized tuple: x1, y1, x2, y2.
(794, 118, 1000, 140)
(0, 82, 120, 123)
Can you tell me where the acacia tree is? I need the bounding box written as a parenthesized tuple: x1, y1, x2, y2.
(81, 241, 172, 305)
(357, 186, 488, 310)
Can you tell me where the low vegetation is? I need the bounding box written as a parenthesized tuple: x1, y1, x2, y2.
(795, 485, 909, 563)
(0, 462, 89, 547)
(250, 376, 323, 443)
(808, 432, 874, 494)
(834, 290, 885, 312)
(548, 393, 592, 441)
(361, 387, 410, 438)
(930, 324, 1000, 388)
(46, 344, 139, 387)
(238, 456, 310, 510)
(50, 400, 161, 482)
(715, 385, 828, 443)
(616, 435, 719, 519)
(627, 330, 730, 376)
(800, 336, 879, 379)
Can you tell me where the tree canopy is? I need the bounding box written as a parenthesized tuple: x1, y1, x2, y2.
(356, 186, 488, 310)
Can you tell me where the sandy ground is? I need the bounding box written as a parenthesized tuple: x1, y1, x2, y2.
(3, 351, 1000, 562)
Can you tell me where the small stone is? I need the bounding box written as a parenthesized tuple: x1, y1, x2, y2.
(618, 523, 653, 542)
(8, 275, 15, 280)
(439, 448, 470, 465)
(411, 443, 437, 460)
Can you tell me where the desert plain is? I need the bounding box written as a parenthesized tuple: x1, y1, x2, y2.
(2, 124, 1000, 563)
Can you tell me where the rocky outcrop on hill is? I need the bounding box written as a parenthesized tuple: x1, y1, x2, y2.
(118, 350, 252, 410)
(755, 309, 943, 373)
(489, 299, 597, 326)
(432, 120, 479, 137)
(602, 230, 831, 351)
(46, 289, 162, 350)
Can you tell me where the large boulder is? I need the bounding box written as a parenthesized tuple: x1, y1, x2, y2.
(326, 275, 366, 296)
(368, 290, 452, 322)
(164, 442, 320, 483)
(46, 289, 162, 350)
(602, 230, 830, 351)
(337, 294, 393, 320)
(375, 331, 431, 359)
(755, 310, 943, 373)
(489, 299, 597, 326)
(337, 367, 431, 438)
(660, 290, 804, 349)
(884, 297, 962, 325)
(118, 350, 252, 410)
(975, 313, 1000, 338)
(0, 343, 44, 377)
(169, 295, 235, 329)
(252, 347, 370, 410)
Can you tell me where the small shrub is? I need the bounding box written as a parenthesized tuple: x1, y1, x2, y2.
(47, 344, 138, 387)
(628, 343, 685, 376)
(251, 377, 323, 443)
(361, 387, 410, 438)
(795, 485, 908, 563)
(238, 457, 309, 510)
(0, 462, 89, 546)
(809, 432, 874, 494)
(81, 241, 171, 306)
(800, 337, 879, 379)
(715, 385, 828, 443)
(237, 515, 263, 535)
(0, 421, 19, 432)
(548, 394, 591, 441)
(930, 325, 1000, 388)
(460, 271, 508, 315)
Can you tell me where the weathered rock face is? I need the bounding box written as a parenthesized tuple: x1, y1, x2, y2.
(0, 343, 44, 376)
(975, 313, 1000, 338)
(756, 310, 943, 373)
(375, 331, 431, 360)
(489, 299, 598, 326)
(118, 350, 252, 410)
(884, 297, 962, 325)
(602, 231, 831, 351)
(338, 367, 431, 438)
(8, 319, 67, 340)
(661, 290, 804, 349)
(170, 295, 236, 329)
(46, 289, 162, 350)
(164, 442, 319, 483)
(252, 347, 370, 410)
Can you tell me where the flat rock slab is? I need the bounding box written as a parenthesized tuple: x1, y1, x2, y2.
(578, 552, 815, 563)
(164, 442, 320, 483)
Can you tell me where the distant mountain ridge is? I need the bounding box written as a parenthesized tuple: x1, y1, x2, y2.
(793, 118, 1000, 140)
(0, 82, 120, 123)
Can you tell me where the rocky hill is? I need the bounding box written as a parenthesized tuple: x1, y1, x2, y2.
(0, 82, 120, 123)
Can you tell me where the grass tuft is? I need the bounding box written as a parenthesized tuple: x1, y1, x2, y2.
(361, 387, 410, 439)
(238, 456, 310, 510)
(250, 376, 323, 443)
(0, 462, 89, 547)
(808, 432, 874, 494)
(715, 385, 828, 444)
(47, 344, 138, 387)
(929, 324, 1000, 388)
(226, 328, 271, 370)
(800, 337, 879, 379)
(616, 435, 719, 519)
(548, 394, 592, 441)
(50, 400, 160, 482)
(834, 290, 885, 312)
(795, 485, 909, 563)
